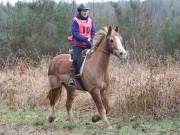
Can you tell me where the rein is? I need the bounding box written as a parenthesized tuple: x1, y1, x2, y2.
(96, 48, 110, 55)
(88, 34, 111, 57)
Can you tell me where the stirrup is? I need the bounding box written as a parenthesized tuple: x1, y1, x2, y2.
(68, 78, 76, 87)
(75, 73, 81, 77)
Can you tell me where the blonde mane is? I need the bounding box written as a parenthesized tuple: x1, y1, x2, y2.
(88, 26, 122, 56)
(92, 27, 108, 47)
(87, 27, 108, 55)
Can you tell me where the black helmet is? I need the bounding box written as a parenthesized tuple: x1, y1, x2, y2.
(77, 4, 90, 12)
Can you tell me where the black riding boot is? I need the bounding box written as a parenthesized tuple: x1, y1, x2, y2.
(68, 65, 76, 87)
(74, 63, 80, 77)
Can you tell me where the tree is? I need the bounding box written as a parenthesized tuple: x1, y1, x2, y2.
(161, 16, 180, 55)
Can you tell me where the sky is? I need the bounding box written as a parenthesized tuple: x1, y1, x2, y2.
(0, 0, 124, 5)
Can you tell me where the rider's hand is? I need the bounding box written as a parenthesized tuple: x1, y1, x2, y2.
(87, 38, 91, 42)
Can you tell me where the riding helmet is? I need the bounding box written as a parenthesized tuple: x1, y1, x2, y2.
(77, 4, 90, 12)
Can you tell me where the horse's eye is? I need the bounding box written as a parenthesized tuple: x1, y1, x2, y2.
(110, 39, 113, 43)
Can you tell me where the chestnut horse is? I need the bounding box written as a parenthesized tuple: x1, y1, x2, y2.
(47, 26, 127, 128)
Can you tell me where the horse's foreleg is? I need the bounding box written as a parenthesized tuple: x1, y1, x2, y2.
(101, 89, 111, 114)
(66, 88, 76, 123)
(47, 87, 62, 123)
(90, 88, 111, 128)
(92, 89, 111, 123)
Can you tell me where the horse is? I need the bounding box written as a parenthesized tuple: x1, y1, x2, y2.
(47, 26, 127, 128)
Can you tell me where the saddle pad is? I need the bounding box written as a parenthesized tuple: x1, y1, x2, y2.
(77, 49, 90, 75)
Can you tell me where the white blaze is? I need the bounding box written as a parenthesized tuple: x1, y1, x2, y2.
(115, 36, 126, 54)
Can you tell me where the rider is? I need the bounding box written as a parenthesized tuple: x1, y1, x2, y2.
(68, 3, 96, 87)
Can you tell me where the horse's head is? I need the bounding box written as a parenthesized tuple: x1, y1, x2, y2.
(106, 26, 127, 59)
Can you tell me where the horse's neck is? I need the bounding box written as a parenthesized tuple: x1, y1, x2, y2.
(90, 37, 110, 72)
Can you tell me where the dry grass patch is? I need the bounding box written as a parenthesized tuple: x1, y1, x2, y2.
(109, 56, 180, 116)
(0, 56, 179, 116)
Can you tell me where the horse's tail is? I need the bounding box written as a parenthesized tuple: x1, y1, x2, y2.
(47, 77, 63, 123)
(47, 86, 62, 106)
(47, 75, 63, 106)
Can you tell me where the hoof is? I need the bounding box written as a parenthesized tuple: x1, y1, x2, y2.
(106, 125, 113, 129)
(48, 116, 56, 123)
(92, 115, 101, 123)
(66, 118, 75, 123)
(103, 123, 112, 129)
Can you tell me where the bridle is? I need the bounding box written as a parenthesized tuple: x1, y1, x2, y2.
(97, 48, 110, 55)
(91, 34, 113, 56)
(88, 32, 118, 57)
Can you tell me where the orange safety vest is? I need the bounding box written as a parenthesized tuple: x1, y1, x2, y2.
(68, 17, 92, 48)
(73, 16, 92, 38)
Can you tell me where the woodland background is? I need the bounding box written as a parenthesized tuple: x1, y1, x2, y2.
(0, 0, 179, 64)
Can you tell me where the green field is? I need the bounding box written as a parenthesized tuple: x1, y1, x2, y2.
(0, 106, 180, 135)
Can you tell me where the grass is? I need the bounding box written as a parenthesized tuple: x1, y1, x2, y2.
(0, 106, 180, 135)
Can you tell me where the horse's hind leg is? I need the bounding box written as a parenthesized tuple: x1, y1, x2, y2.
(65, 86, 76, 123)
(90, 88, 111, 128)
(47, 86, 62, 123)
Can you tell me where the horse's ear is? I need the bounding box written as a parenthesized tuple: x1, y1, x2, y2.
(107, 26, 112, 37)
(115, 26, 119, 32)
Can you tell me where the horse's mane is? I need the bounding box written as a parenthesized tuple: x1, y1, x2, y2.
(87, 26, 122, 56)
(88, 27, 108, 55)
(92, 27, 108, 47)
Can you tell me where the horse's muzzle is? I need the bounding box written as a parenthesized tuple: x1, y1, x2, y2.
(113, 50, 127, 59)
